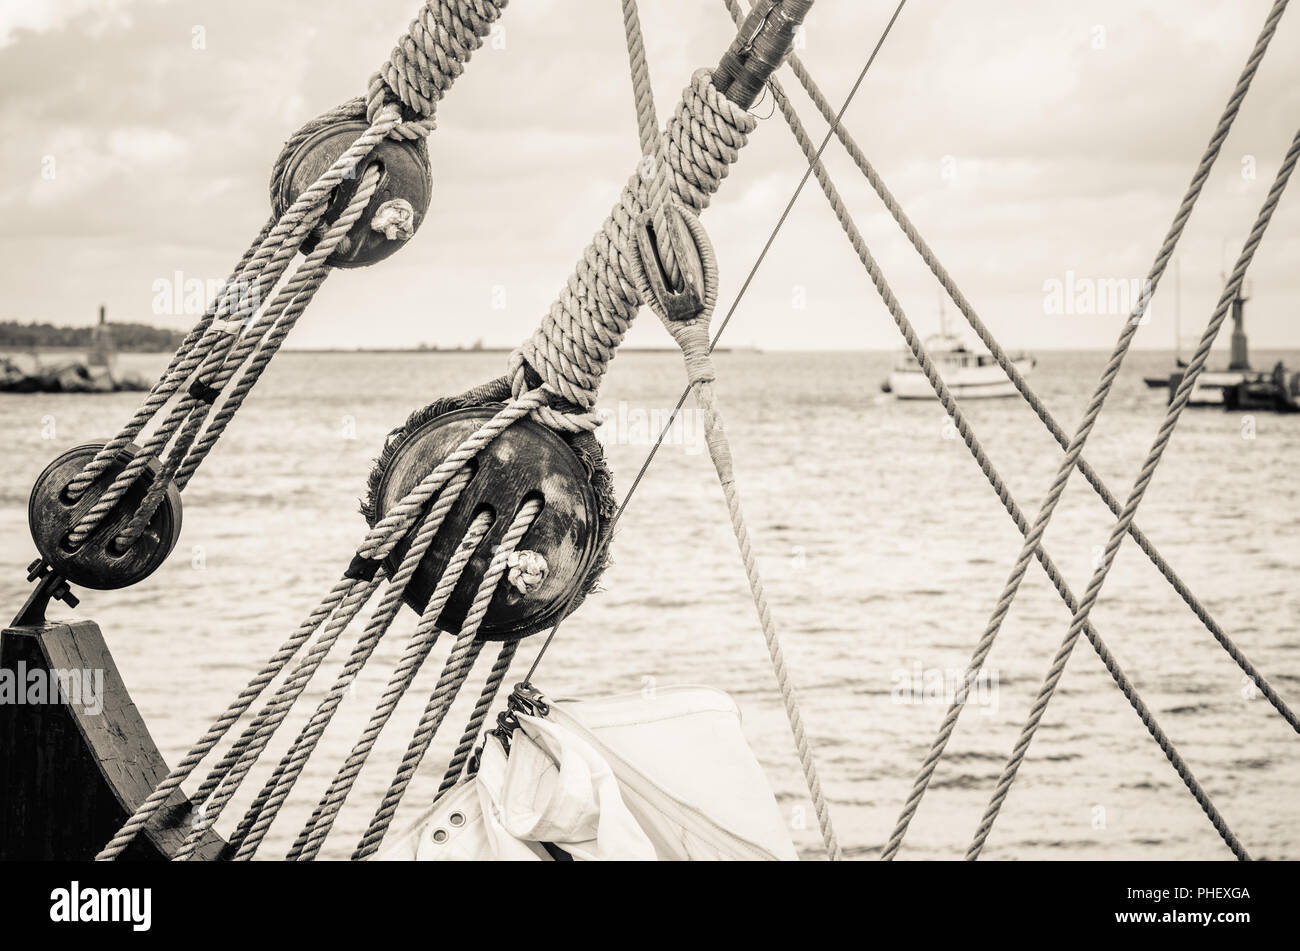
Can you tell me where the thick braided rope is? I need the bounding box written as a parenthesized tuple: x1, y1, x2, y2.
(435, 638, 518, 800)
(226, 469, 479, 859)
(726, 0, 1299, 738)
(172, 572, 386, 860)
(621, 0, 659, 157)
(881, 0, 1287, 860)
(970, 128, 1300, 861)
(94, 574, 362, 860)
(509, 70, 754, 431)
(288, 507, 494, 860)
(366, 0, 507, 138)
(746, 54, 1244, 863)
(620, 0, 683, 289)
(352, 499, 542, 859)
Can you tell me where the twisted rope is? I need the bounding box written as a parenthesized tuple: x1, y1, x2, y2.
(633, 214, 843, 857)
(173, 571, 386, 860)
(352, 499, 542, 859)
(880, 0, 1289, 859)
(94, 574, 361, 860)
(66, 109, 401, 544)
(366, 0, 507, 138)
(286, 510, 492, 860)
(621, 0, 659, 158)
(726, 0, 1299, 737)
(69, 1, 509, 547)
(732, 29, 1248, 863)
(508, 69, 755, 431)
(112, 166, 383, 549)
(226, 468, 478, 859)
(63, 217, 273, 499)
(970, 126, 1300, 861)
(620, 0, 683, 289)
(435, 639, 518, 800)
(98, 391, 543, 861)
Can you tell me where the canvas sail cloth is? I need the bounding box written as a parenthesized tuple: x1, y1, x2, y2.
(378, 686, 798, 860)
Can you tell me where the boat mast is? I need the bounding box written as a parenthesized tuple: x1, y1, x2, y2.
(1173, 256, 1181, 362)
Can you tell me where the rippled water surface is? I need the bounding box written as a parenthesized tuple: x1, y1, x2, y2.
(3, 348, 1298, 860)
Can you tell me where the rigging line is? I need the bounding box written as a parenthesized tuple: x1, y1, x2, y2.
(882, 0, 1290, 860)
(751, 31, 1247, 864)
(771, 18, 1299, 736)
(969, 126, 1300, 862)
(524, 0, 909, 686)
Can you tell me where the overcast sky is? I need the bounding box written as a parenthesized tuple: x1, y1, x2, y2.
(1, 0, 1297, 351)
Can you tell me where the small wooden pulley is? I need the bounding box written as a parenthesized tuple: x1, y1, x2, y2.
(27, 443, 183, 591)
(274, 119, 432, 268)
(370, 407, 601, 640)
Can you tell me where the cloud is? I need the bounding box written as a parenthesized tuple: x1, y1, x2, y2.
(0, 0, 1296, 351)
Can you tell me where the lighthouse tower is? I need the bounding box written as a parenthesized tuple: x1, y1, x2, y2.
(87, 304, 117, 375)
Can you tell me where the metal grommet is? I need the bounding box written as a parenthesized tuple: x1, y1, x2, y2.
(431, 828, 448, 844)
(449, 812, 465, 828)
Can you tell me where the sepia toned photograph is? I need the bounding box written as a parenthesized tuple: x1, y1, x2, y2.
(0, 0, 1296, 932)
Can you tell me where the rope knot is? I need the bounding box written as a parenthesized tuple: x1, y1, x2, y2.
(506, 549, 548, 595)
(371, 198, 417, 240)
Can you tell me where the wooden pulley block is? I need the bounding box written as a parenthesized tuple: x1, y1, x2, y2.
(274, 119, 432, 268)
(27, 443, 182, 590)
(369, 407, 601, 641)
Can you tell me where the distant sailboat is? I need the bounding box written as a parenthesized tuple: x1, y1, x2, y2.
(883, 296, 1034, 400)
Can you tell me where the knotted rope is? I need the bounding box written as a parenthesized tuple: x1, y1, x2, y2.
(969, 126, 1300, 861)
